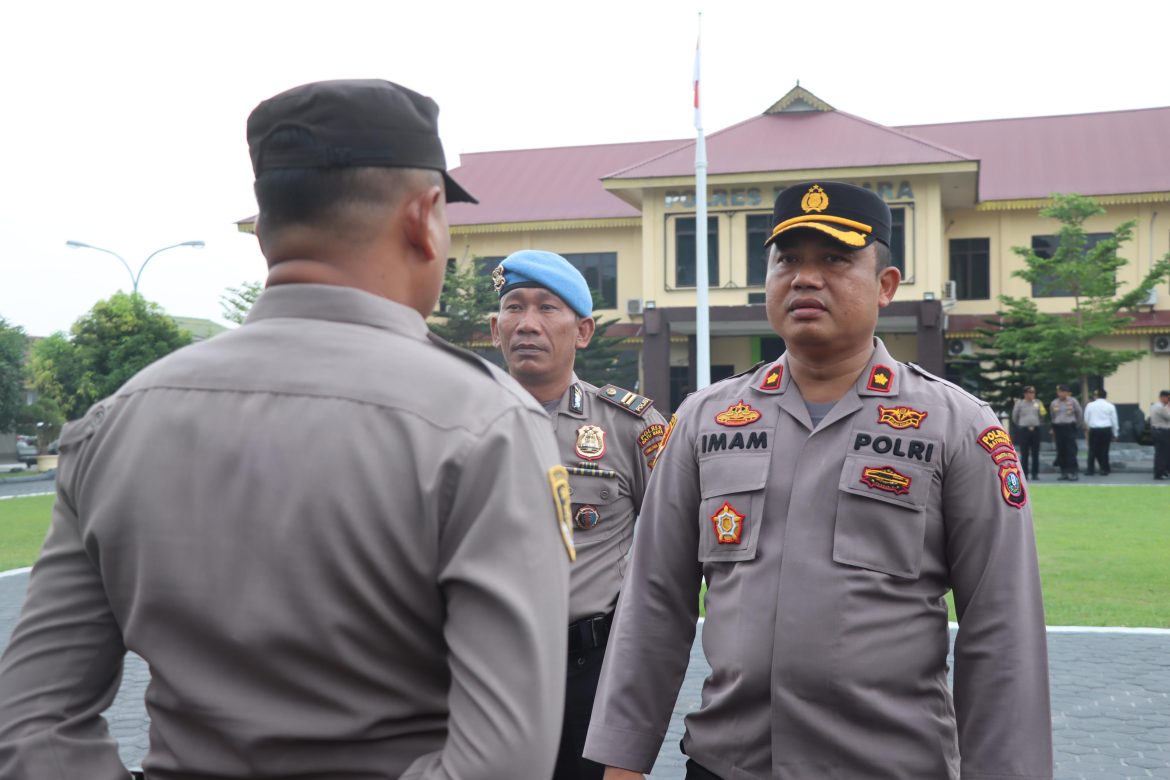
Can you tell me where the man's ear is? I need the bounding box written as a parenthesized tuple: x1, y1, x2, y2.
(575, 316, 597, 349)
(877, 265, 901, 309)
(489, 313, 503, 348)
(403, 185, 444, 261)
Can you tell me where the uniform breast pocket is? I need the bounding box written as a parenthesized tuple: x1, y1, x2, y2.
(697, 453, 769, 563)
(570, 475, 628, 544)
(833, 453, 931, 579)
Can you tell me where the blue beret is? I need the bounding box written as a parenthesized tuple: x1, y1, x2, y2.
(491, 250, 593, 318)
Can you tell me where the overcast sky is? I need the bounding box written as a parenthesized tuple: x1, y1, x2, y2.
(2, 0, 1167, 337)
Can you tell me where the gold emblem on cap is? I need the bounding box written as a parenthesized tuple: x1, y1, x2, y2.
(491, 264, 506, 293)
(801, 185, 829, 213)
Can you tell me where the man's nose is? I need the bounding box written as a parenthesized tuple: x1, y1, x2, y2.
(790, 262, 823, 288)
(515, 308, 541, 332)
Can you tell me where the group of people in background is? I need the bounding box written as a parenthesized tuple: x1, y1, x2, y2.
(1012, 384, 1169, 481)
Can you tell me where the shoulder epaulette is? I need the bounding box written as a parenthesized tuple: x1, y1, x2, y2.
(426, 332, 494, 377)
(597, 384, 655, 417)
(907, 362, 990, 407)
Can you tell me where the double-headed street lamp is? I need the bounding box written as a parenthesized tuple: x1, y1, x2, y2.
(65, 239, 206, 295)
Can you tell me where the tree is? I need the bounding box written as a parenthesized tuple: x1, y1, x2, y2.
(0, 317, 29, 432)
(430, 259, 496, 345)
(29, 293, 193, 420)
(981, 193, 1170, 405)
(220, 281, 263, 325)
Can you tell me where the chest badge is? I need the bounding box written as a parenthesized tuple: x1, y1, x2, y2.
(877, 405, 927, 430)
(574, 505, 601, 530)
(860, 465, 911, 496)
(866, 365, 894, 392)
(715, 400, 762, 427)
(575, 424, 607, 461)
(710, 501, 745, 544)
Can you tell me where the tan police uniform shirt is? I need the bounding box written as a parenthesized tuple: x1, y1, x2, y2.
(0, 284, 571, 780)
(585, 338, 1052, 779)
(1012, 397, 1045, 429)
(551, 377, 666, 624)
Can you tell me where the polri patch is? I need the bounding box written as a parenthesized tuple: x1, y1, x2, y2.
(715, 400, 762, 427)
(866, 365, 894, 392)
(649, 414, 678, 470)
(759, 363, 784, 391)
(574, 505, 601, 530)
(710, 501, 745, 544)
(877, 404, 927, 430)
(977, 426, 1016, 461)
(999, 461, 1027, 508)
(575, 424, 607, 461)
(860, 465, 912, 496)
(547, 465, 575, 561)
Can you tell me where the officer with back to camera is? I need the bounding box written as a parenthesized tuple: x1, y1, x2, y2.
(585, 181, 1052, 779)
(0, 79, 572, 780)
(489, 250, 667, 780)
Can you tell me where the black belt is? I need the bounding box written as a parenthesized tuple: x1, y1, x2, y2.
(568, 612, 613, 654)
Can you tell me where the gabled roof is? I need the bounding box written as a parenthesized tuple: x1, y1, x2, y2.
(446, 139, 687, 226)
(605, 109, 973, 181)
(900, 106, 1170, 202)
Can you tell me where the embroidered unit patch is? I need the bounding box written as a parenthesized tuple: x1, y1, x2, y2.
(999, 461, 1028, 508)
(710, 501, 745, 544)
(977, 426, 1015, 456)
(574, 505, 601, 530)
(876, 405, 927, 430)
(715, 400, 762, 427)
(547, 465, 575, 561)
(638, 424, 665, 448)
(649, 414, 678, 470)
(759, 364, 784, 391)
(866, 365, 894, 392)
(860, 465, 912, 496)
(575, 425, 607, 461)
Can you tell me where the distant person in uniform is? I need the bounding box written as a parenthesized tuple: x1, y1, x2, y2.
(1012, 385, 1047, 480)
(1083, 389, 1119, 476)
(1151, 389, 1170, 479)
(1050, 384, 1085, 480)
(0, 79, 573, 780)
(489, 250, 667, 780)
(584, 182, 1052, 779)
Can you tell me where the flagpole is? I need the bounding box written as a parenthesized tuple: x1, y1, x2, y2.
(694, 11, 711, 390)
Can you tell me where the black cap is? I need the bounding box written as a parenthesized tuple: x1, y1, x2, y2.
(247, 79, 476, 204)
(764, 181, 890, 249)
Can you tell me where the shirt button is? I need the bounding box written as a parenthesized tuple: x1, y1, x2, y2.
(600, 489, 610, 499)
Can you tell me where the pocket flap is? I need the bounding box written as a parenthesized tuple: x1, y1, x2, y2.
(837, 453, 930, 511)
(699, 453, 770, 499)
(569, 473, 620, 506)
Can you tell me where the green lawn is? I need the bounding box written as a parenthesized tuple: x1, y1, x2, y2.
(0, 494, 53, 571)
(4, 487, 1169, 627)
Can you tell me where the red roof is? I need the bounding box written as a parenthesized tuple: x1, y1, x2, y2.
(446, 139, 686, 226)
(606, 110, 972, 179)
(900, 107, 1170, 201)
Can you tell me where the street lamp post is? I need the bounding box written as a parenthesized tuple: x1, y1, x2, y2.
(65, 239, 206, 295)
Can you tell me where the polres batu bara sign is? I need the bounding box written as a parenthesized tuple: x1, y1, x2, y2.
(664, 180, 915, 210)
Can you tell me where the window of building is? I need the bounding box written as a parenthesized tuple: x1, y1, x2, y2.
(1029, 233, 1112, 297)
(889, 207, 906, 276)
(948, 238, 991, 300)
(746, 213, 771, 286)
(562, 252, 618, 310)
(675, 216, 719, 288)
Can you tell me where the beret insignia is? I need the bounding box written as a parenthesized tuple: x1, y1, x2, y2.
(491, 263, 506, 293)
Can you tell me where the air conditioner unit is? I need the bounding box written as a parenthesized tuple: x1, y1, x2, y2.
(947, 338, 976, 358)
(1153, 335, 1170, 354)
(625, 298, 643, 316)
(1139, 288, 1159, 307)
(942, 280, 958, 302)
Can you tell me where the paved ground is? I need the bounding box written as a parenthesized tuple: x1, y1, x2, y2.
(1, 570, 1167, 778)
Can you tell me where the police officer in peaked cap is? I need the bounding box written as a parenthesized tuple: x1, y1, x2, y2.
(0, 79, 572, 779)
(585, 182, 1052, 779)
(490, 249, 668, 780)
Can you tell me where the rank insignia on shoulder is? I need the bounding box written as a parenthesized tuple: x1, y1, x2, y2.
(598, 384, 654, 416)
(574, 505, 601, 531)
(999, 460, 1027, 508)
(547, 465, 575, 561)
(710, 501, 745, 544)
(759, 363, 784, 391)
(866, 365, 894, 392)
(715, 400, 762, 427)
(877, 405, 927, 430)
(860, 465, 911, 495)
(575, 424, 607, 461)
